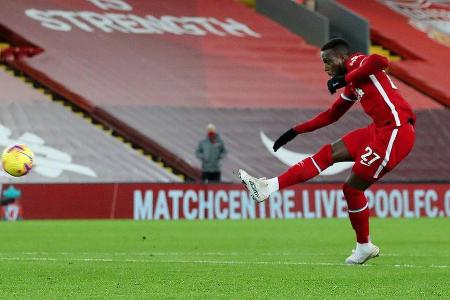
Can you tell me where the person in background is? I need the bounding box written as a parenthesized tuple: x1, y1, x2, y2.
(196, 123, 227, 182)
(292, 0, 315, 10)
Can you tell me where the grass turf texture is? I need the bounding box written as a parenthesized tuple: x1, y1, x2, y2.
(0, 219, 448, 299)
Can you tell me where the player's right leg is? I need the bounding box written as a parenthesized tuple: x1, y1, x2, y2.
(343, 122, 415, 264)
(238, 143, 337, 202)
(343, 173, 379, 264)
(239, 127, 368, 202)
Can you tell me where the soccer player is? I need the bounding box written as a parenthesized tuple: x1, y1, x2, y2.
(238, 38, 416, 264)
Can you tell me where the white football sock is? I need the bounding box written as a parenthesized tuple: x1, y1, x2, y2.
(266, 177, 279, 195)
(356, 242, 373, 252)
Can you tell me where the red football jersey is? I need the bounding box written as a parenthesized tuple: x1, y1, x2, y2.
(343, 53, 416, 127)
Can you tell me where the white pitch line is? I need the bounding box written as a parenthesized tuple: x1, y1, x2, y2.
(0, 257, 57, 261)
(4, 252, 450, 258)
(0, 257, 448, 269)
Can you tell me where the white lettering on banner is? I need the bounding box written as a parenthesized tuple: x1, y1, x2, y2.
(106, 13, 153, 34)
(210, 18, 261, 37)
(154, 191, 170, 220)
(24, 9, 261, 38)
(321, 189, 336, 218)
(215, 190, 228, 220)
(54, 11, 95, 32)
(155, 16, 185, 35)
(283, 190, 296, 219)
(81, 11, 129, 32)
(425, 190, 438, 218)
(241, 191, 255, 219)
(183, 190, 197, 220)
(389, 189, 403, 218)
(366, 189, 409, 218)
(88, 0, 132, 11)
(445, 191, 450, 217)
(25, 9, 72, 31)
(132, 188, 449, 221)
(229, 190, 241, 220)
(375, 190, 389, 218)
(134, 190, 152, 220)
(147, 16, 181, 34)
(302, 190, 315, 219)
(199, 190, 214, 220)
(414, 190, 426, 218)
(168, 190, 182, 220)
(178, 17, 208, 36)
(314, 190, 322, 218)
(183, 17, 226, 36)
(269, 192, 283, 219)
(403, 190, 415, 218)
(360, 189, 441, 218)
(336, 190, 347, 218)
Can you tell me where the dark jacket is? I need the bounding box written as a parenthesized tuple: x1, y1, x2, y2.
(195, 134, 226, 172)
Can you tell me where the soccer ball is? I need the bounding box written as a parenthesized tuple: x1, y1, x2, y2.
(2, 144, 34, 177)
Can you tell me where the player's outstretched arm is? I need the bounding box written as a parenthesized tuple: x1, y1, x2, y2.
(273, 92, 355, 152)
(345, 54, 389, 83)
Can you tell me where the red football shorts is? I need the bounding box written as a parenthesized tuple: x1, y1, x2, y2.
(342, 122, 415, 182)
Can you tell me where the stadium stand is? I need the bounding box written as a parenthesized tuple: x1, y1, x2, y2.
(0, 66, 181, 183)
(0, 0, 447, 182)
(338, 0, 450, 107)
(114, 106, 449, 183)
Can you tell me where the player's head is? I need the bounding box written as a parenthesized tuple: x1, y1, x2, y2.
(320, 38, 350, 77)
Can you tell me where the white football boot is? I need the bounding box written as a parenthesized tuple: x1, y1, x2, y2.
(345, 242, 380, 265)
(238, 169, 270, 203)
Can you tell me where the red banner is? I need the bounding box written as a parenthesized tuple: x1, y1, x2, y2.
(0, 183, 449, 220)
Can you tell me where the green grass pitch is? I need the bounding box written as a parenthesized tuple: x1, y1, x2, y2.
(0, 218, 448, 299)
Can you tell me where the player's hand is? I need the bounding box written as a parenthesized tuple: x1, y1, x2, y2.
(327, 75, 346, 94)
(273, 128, 298, 152)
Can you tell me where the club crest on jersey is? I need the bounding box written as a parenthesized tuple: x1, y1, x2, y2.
(355, 88, 365, 100)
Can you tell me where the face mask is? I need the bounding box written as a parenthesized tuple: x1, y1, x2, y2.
(208, 131, 216, 142)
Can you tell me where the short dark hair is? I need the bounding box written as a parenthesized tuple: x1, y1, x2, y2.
(320, 38, 350, 52)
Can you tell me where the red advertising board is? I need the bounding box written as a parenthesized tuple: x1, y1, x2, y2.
(0, 183, 449, 220)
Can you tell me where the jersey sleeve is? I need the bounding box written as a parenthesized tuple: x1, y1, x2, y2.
(293, 94, 355, 134)
(345, 54, 390, 83)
